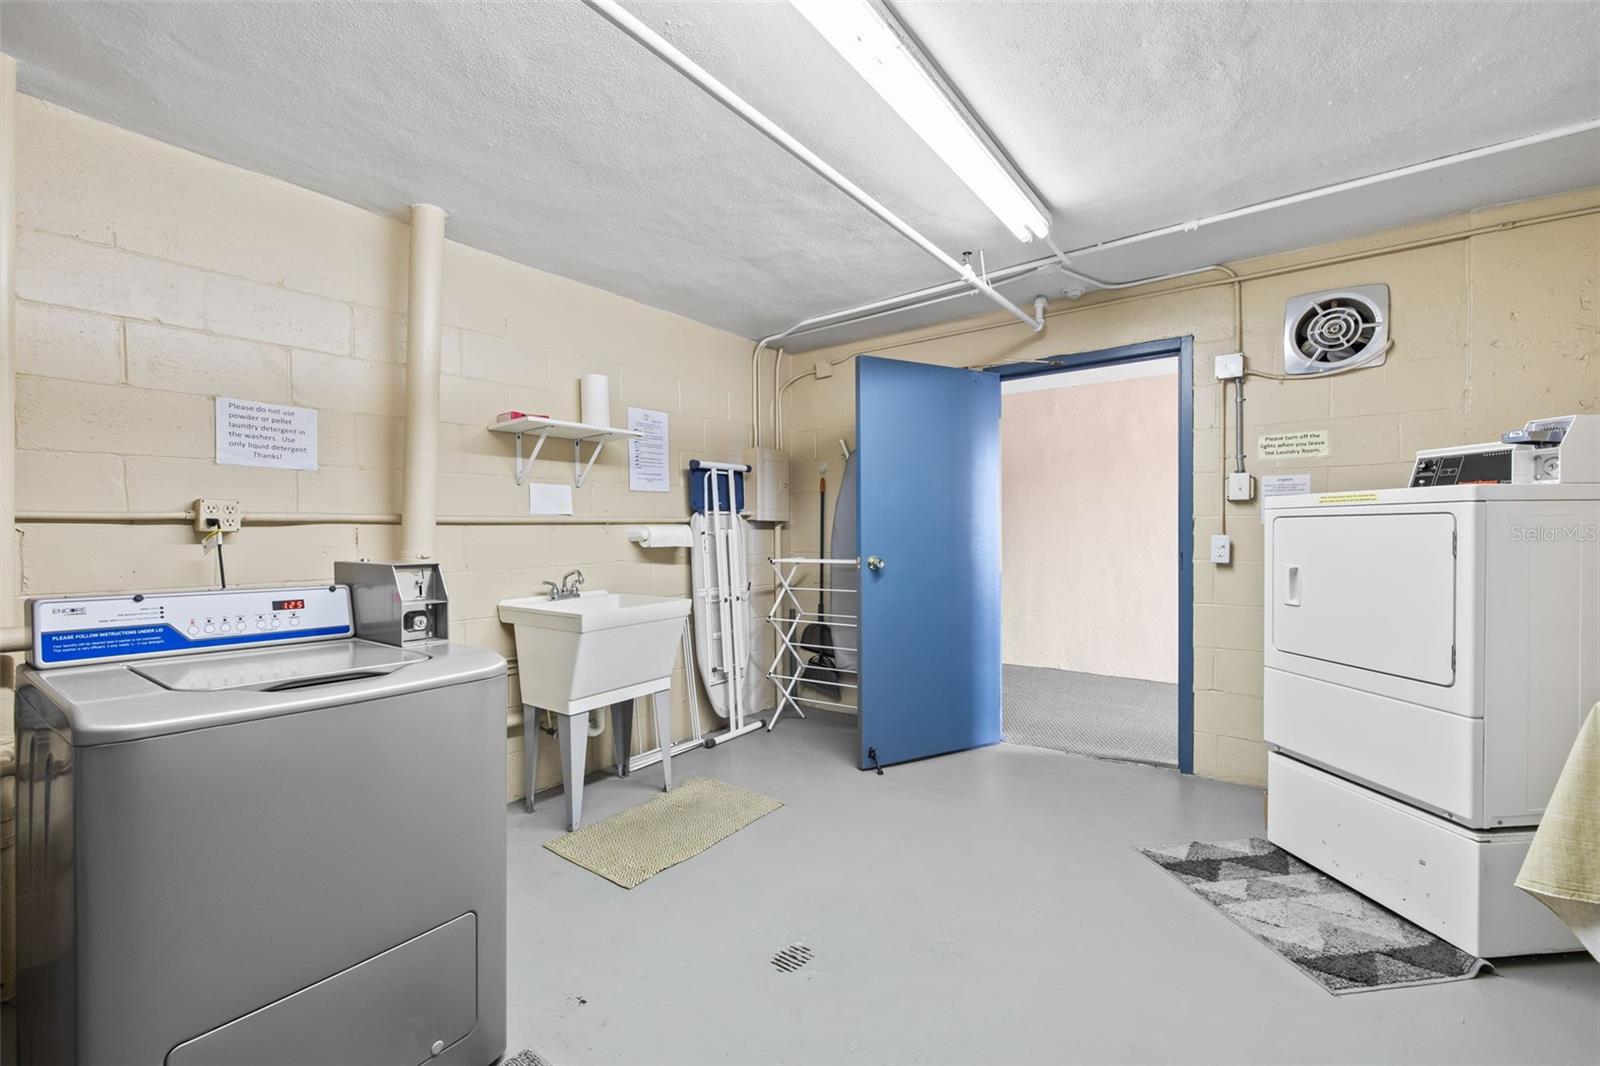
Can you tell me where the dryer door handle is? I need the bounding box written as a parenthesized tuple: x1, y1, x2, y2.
(1284, 565, 1301, 606)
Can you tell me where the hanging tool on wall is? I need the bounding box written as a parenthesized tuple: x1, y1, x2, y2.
(798, 464, 842, 700)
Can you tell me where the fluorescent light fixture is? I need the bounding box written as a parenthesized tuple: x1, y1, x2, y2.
(790, 0, 1051, 243)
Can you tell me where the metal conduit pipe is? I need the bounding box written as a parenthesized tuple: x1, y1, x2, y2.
(747, 118, 1600, 370)
(400, 203, 446, 562)
(583, 0, 1044, 337)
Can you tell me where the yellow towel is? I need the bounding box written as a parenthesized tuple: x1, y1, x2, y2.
(1517, 702, 1600, 961)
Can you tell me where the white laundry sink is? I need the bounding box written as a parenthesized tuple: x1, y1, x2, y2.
(498, 591, 690, 712)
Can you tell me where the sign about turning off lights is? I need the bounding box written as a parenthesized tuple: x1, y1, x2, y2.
(216, 397, 318, 471)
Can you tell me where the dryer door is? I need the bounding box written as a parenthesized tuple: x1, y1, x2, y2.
(1271, 511, 1457, 686)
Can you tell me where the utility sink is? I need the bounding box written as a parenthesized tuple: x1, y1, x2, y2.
(498, 591, 690, 712)
(500, 590, 693, 830)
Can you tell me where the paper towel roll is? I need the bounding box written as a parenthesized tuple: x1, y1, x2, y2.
(625, 524, 693, 549)
(580, 373, 612, 428)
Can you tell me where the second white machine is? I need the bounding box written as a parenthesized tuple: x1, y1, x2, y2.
(1264, 415, 1599, 956)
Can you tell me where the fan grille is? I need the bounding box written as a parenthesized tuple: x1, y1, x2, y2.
(1293, 297, 1379, 364)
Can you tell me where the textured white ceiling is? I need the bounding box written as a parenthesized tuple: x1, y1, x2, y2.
(4, 1, 1598, 347)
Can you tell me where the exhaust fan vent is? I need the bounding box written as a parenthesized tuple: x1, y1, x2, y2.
(1283, 284, 1389, 376)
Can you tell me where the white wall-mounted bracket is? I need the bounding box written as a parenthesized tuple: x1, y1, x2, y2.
(490, 415, 642, 489)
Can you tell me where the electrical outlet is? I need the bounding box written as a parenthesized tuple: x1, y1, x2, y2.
(1210, 534, 1233, 565)
(1226, 472, 1256, 502)
(193, 498, 242, 534)
(1214, 353, 1244, 380)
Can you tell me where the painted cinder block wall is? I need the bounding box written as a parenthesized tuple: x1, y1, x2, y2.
(781, 185, 1600, 787)
(1000, 368, 1179, 683)
(8, 95, 777, 799)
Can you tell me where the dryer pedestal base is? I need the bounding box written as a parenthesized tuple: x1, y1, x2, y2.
(1267, 753, 1580, 958)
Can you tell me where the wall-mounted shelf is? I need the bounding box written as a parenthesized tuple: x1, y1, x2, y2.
(488, 415, 642, 488)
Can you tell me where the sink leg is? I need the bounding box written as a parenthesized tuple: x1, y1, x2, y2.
(522, 704, 539, 814)
(652, 689, 673, 793)
(610, 701, 634, 777)
(557, 713, 587, 831)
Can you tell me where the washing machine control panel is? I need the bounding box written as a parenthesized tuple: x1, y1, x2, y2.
(29, 585, 354, 668)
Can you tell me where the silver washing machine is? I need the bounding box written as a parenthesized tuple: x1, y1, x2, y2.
(13, 584, 507, 1065)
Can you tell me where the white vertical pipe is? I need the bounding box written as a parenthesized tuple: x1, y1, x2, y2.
(0, 56, 17, 630)
(400, 203, 445, 561)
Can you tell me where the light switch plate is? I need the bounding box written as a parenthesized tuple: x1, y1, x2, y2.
(1210, 534, 1232, 565)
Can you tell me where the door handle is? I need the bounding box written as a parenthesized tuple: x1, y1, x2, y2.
(1284, 565, 1301, 606)
(866, 556, 886, 572)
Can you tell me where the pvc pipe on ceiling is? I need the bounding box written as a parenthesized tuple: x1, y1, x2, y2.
(582, 0, 1043, 337)
(754, 118, 1600, 351)
(400, 203, 446, 562)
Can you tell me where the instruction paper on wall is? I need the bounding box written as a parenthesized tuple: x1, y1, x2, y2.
(530, 482, 574, 516)
(628, 406, 670, 492)
(215, 397, 318, 470)
(1259, 473, 1313, 520)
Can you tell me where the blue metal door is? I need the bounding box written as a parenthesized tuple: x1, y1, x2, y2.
(856, 355, 1002, 770)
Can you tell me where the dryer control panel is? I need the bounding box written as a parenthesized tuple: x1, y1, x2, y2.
(1408, 415, 1598, 488)
(29, 585, 353, 668)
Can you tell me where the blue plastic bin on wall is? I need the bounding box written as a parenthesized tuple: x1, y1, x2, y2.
(688, 459, 746, 514)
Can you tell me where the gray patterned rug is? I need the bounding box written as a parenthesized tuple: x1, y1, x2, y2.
(502, 1051, 552, 1066)
(1141, 838, 1490, 994)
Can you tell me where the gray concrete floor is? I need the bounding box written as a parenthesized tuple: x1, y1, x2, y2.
(1004, 664, 1179, 766)
(506, 711, 1600, 1066)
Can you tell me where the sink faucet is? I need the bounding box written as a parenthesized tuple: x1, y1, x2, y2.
(544, 569, 586, 600)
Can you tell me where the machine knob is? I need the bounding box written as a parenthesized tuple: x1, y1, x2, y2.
(866, 556, 886, 572)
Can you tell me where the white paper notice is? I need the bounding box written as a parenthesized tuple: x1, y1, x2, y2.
(530, 482, 574, 516)
(1261, 473, 1313, 497)
(215, 397, 318, 470)
(628, 406, 670, 493)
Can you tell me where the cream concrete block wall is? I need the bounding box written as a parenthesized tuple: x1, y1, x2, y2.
(782, 186, 1600, 788)
(9, 96, 769, 799)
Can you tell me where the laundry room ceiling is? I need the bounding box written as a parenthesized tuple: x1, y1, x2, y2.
(5, 1, 1599, 348)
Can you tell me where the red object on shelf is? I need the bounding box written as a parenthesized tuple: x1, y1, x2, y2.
(495, 410, 551, 424)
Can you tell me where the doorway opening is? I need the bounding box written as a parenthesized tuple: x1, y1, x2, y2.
(992, 339, 1194, 770)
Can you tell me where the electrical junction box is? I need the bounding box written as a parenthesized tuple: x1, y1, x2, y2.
(742, 447, 791, 523)
(1214, 353, 1244, 380)
(1227, 472, 1257, 502)
(193, 498, 242, 534)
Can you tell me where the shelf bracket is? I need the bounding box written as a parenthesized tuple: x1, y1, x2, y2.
(573, 436, 607, 489)
(512, 430, 552, 487)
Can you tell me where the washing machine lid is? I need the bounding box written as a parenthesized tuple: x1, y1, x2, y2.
(18, 640, 507, 745)
(131, 641, 427, 692)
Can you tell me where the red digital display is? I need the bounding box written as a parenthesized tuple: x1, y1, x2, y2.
(272, 599, 305, 611)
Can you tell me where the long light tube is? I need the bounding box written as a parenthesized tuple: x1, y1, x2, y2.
(790, 0, 1051, 242)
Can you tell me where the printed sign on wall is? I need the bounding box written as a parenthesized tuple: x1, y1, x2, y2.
(628, 406, 670, 492)
(216, 397, 318, 470)
(1260, 473, 1313, 497)
(1257, 429, 1330, 460)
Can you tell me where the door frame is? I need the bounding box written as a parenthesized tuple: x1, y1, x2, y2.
(988, 336, 1196, 773)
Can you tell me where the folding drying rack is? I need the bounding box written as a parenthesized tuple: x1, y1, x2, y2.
(766, 555, 860, 730)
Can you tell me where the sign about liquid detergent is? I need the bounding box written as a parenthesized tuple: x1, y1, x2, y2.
(216, 397, 318, 470)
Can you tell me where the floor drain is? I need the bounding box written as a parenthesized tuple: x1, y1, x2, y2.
(771, 944, 813, 973)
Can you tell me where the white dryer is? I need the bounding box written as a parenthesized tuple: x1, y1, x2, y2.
(1264, 417, 1599, 956)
